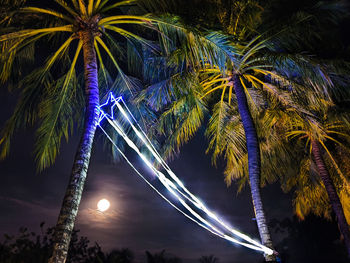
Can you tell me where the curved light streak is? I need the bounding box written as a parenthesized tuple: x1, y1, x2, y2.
(99, 123, 267, 253)
(98, 93, 274, 256)
(118, 98, 271, 251)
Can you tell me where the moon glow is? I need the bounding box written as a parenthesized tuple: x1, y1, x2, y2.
(97, 199, 110, 212)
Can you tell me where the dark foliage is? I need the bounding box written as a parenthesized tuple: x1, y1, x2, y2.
(0, 223, 195, 263)
(270, 215, 348, 263)
(0, 222, 118, 263)
(146, 250, 181, 263)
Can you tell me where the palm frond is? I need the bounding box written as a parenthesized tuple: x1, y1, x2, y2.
(20, 7, 74, 23)
(100, 0, 136, 13)
(34, 72, 79, 170)
(54, 0, 78, 16)
(156, 82, 207, 160)
(0, 25, 73, 42)
(34, 40, 82, 170)
(0, 69, 52, 159)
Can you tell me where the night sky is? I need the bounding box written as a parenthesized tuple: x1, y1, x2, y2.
(1, 1, 350, 262)
(0, 89, 293, 262)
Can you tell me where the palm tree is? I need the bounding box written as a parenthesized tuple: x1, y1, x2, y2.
(0, 1, 222, 262)
(284, 105, 350, 256)
(137, 0, 347, 260)
(260, 88, 350, 256)
(136, 1, 341, 260)
(138, 29, 336, 261)
(192, 38, 297, 262)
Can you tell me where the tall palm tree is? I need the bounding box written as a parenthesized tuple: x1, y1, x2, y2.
(260, 88, 350, 256)
(147, 29, 340, 262)
(0, 1, 223, 262)
(138, 33, 332, 261)
(136, 2, 340, 260)
(188, 39, 306, 262)
(284, 105, 350, 256)
(137, 0, 347, 260)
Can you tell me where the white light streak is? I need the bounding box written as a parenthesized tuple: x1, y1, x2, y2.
(99, 124, 267, 253)
(97, 93, 275, 256)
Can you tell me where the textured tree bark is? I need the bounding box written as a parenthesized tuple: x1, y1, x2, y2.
(232, 74, 276, 262)
(311, 139, 350, 257)
(48, 31, 100, 263)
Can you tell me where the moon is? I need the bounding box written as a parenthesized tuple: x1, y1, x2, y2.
(97, 199, 110, 212)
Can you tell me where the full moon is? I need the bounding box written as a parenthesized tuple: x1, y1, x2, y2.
(97, 199, 110, 212)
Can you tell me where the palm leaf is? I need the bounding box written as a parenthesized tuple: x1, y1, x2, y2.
(34, 40, 82, 170)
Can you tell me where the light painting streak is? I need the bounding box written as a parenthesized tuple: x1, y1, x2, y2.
(98, 125, 229, 240)
(118, 99, 271, 252)
(98, 93, 275, 255)
(99, 122, 267, 253)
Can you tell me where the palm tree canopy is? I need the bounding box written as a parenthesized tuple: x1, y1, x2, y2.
(281, 99, 350, 222)
(0, 0, 232, 170)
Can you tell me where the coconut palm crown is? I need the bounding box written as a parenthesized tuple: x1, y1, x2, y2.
(284, 102, 350, 255)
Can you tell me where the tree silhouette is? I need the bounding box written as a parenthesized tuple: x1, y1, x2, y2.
(198, 255, 219, 263)
(146, 250, 181, 263)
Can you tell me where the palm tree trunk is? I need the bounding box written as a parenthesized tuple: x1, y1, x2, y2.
(311, 139, 350, 257)
(48, 31, 100, 263)
(232, 74, 276, 262)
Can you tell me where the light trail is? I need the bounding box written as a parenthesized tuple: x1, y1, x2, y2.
(97, 92, 275, 255)
(118, 98, 272, 252)
(98, 125, 227, 239)
(98, 124, 264, 252)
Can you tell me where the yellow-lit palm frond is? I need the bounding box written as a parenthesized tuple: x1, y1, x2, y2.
(282, 146, 350, 223)
(285, 102, 350, 187)
(2, 0, 220, 170)
(294, 158, 332, 220)
(205, 101, 247, 186)
(206, 100, 294, 191)
(35, 40, 82, 171)
(195, 36, 314, 116)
